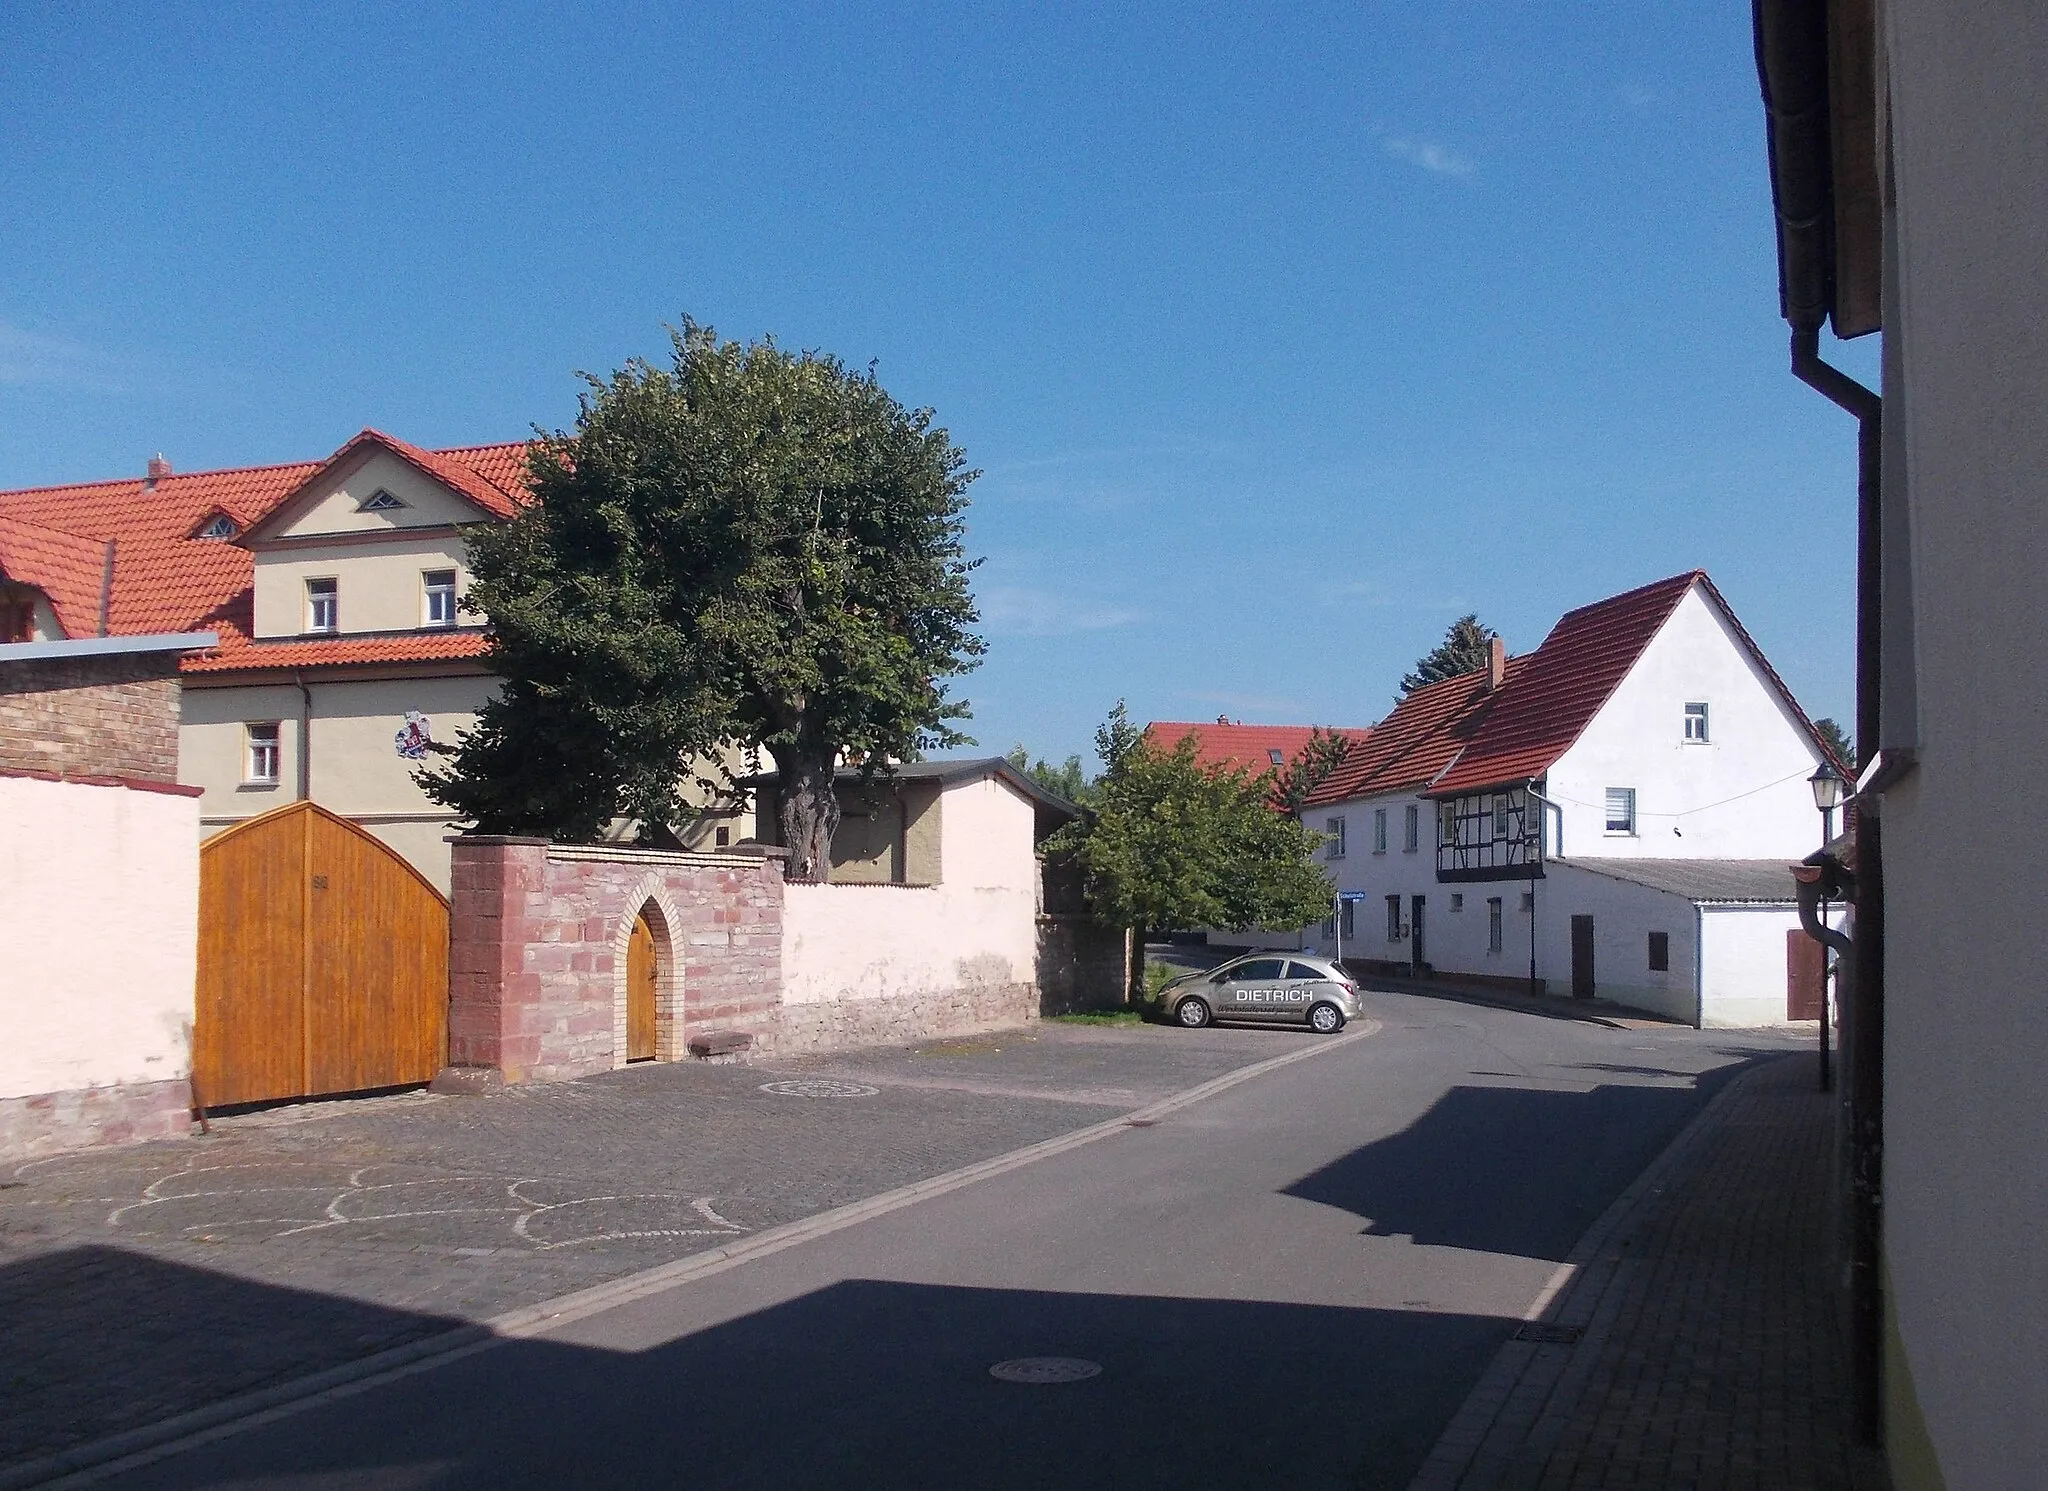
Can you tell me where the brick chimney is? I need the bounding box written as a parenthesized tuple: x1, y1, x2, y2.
(1486, 635, 1506, 693)
(145, 453, 171, 486)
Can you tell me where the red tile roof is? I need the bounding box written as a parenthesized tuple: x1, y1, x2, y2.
(1145, 720, 1368, 777)
(1424, 572, 1702, 797)
(0, 515, 110, 636)
(1306, 570, 1828, 808)
(1300, 660, 1530, 807)
(0, 435, 529, 669)
(181, 629, 495, 674)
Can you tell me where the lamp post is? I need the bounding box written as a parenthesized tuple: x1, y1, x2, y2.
(1809, 761, 1846, 1090)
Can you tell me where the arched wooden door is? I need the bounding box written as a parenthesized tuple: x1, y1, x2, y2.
(195, 801, 449, 1107)
(626, 912, 659, 1061)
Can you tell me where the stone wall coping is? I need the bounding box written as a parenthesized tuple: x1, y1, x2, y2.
(0, 765, 203, 798)
(542, 843, 786, 868)
(448, 834, 552, 846)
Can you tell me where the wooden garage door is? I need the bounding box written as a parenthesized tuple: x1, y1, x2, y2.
(195, 801, 448, 1108)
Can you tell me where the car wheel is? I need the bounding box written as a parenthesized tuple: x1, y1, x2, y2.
(1175, 996, 1213, 1029)
(1308, 1002, 1345, 1034)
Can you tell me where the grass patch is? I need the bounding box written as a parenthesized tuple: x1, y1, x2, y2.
(1046, 1010, 1148, 1027)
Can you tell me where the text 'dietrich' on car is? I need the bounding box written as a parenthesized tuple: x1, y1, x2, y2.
(1154, 953, 1360, 1034)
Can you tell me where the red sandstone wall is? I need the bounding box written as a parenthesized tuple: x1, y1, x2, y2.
(447, 838, 785, 1084)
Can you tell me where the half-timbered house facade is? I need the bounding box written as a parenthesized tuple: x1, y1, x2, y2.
(1298, 571, 1840, 1025)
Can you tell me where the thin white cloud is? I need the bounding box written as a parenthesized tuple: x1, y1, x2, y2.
(978, 585, 1147, 637)
(1618, 82, 1659, 111)
(0, 321, 126, 392)
(1379, 134, 1475, 178)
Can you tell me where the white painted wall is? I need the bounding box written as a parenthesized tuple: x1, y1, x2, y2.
(1697, 906, 1811, 1029)
(1871, 7, 2048, 1484)
(0, 776, 198, 1099)
(782, 774, 1043, 1007)
(1295, 789, 1440, 962)
(1546, 583, 1827, 861)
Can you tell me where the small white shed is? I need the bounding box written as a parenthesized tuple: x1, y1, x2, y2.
(1545, 858, 1827, 1028)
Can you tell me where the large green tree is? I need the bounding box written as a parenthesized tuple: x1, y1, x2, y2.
(1052, 704, 1336, 942)
(421, 319, 985, 881)
(1400, 613, 1499, 696)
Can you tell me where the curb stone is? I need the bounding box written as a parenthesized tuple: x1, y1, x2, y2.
(2, 1019, 1377, 1491)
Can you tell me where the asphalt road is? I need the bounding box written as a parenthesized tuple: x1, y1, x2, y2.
(82, 992, 1800, 1491)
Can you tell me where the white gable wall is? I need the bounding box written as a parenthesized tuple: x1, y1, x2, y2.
(1296, 789, 1436, 963)
(1546, 584, 1825, 861)
(249, 450, 484, 639)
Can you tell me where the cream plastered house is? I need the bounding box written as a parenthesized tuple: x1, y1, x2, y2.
(0, 430, 749, 892)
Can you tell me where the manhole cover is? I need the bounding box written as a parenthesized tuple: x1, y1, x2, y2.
(756, 1079, 879, 1098)
(1514, 1322, 1584, 1345)
(989, 1357, 1103, 1384)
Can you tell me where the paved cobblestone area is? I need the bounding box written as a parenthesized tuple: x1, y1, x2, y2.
(1410, 1053, 1878, 1491)
(0, 1021, 1278, 1473)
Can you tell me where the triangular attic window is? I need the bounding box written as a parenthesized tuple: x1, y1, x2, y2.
(357, 489, 407, 512)
(195, 512, 239, 540)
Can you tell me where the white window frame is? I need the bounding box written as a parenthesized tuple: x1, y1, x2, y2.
(1684, 702, 1710, 743)
(1487, 896, 1504, 953)
(305, 577, 338, 634)
(1372, 809, 1387, 854)
(1449, 892, 1465, 912)
(357, 488, 408, 513)
(1325, 815, 1347, 860)
(1403, 803, 1419, 852)
(1604, 787, 1637, 836)
(245, 722, 281, 785)
(423, 569, 459, 627)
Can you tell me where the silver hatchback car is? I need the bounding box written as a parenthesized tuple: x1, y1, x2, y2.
(1155, 953, 1362, 1034)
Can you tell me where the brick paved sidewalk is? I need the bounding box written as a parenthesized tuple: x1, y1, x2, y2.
(0, 1021, 1284, 1477)
(1409, 1053, 1884, 1491)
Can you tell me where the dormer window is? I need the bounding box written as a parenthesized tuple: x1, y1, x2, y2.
(306, 577, 338, 633)
(357, 489, 407, 513)
(196, 512, 239, 540)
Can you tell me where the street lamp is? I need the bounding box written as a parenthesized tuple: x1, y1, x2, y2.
(1807, 759, 1846, 1091)
(1809, 759, 1846, 844)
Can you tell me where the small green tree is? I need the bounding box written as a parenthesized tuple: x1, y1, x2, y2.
(1813, 716, 1856, 770)
(1401, 614, 1499, 696)
(1005, 744, 1096, 806)
(1053, 703, 1335, 955)
(420, 319, 984, 880)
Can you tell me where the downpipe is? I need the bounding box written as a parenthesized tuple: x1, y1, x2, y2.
(1790, 325, 1886, 1446)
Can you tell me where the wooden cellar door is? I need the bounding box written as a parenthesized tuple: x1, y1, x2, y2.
(627, 912, 659, 1061)
(1787, 928, 1827, 1021)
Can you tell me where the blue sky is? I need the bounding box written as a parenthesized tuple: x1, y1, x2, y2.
(0, 3, 1875, 764)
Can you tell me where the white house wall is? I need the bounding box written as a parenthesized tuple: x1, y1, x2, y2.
(1869, 7, 2048, 1483)
(1298, 790, 1445, 964)
(1696, 905, 1810, 1029)
(1546, 584, 1825, 861)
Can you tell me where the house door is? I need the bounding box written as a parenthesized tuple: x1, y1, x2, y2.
(1410, 896, 1427, 971)
(627, 913, 659, 1061)
(1787, 929, 1827, 1021)
(1570, 915, 1596, 1000)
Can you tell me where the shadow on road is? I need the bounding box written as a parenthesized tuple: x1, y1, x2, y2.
(4, 1257, 1511, 1491)
(1282, 1063, 1757, 1261)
